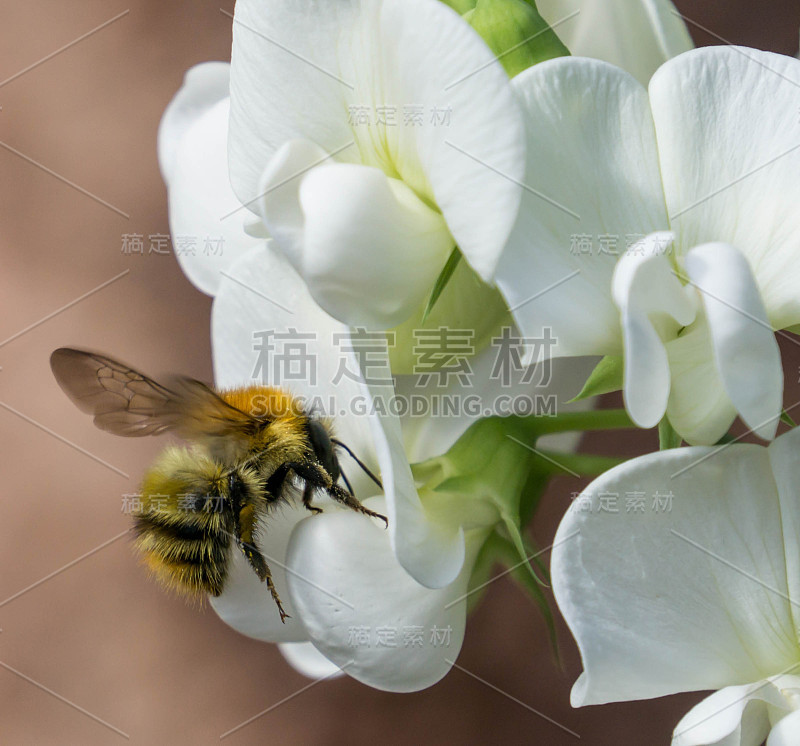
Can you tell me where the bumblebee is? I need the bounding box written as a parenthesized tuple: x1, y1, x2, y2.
(50, 348, 385, 622)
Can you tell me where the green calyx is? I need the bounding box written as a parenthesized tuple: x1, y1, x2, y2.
(441, 0, 479, 13)
(388, 251, 511, 375)
(413, 416, 544, 536)
(413, 413, 628, 545)
(442, 0, 570, 78)
(410, 411, 631, 636)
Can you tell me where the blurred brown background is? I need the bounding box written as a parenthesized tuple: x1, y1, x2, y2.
(1, 1, 798, 744)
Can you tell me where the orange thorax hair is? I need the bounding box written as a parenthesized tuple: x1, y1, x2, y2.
(215, 385, 311, 465)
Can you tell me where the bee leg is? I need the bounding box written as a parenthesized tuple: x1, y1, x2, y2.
(288, 460, 388, 527)
(239, 542, 290, 623)
(229, 471, 290, 623)
(301, 482, 323, 515)
(262, 560, 290, 624)
(328, 483, 389, 528)
(287, 460, 333, 488)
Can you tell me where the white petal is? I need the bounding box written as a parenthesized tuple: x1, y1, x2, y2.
(768, 709, 800, 746)
(396, 341, 597, 464)
(685, 243, 782, 441)
(376, 0, 525, 280)
(350, 332, 466, 588)
(671, 683, 773, 746)
(285, 497, 484, 692)
(612, 233, 696, 429)
(228, 0, 525, 280)
(664, 315, 738, 446)
(537, 0, 693, 86)
(209, 506, 309, 643)
(252, 139, 329, 273)
(162, 95, 261, 296)
(278, 642, 344, 680)
(211, 243, 376, 493)
(496, 57, 669, 359)
(552, 443, 800, 706)
(212, 247, 462, 588)
(258, 151, 452, 328)
(158, 61, 231, 183)
(208, 245, 383, 638)
(228, 0, 355, 203)
(672, 675, 800, 746)
(766, 426, 800, 626)
(649, 46, 800, 329)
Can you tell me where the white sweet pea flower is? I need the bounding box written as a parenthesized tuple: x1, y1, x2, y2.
(207, 240, 592, 689)
(159, 1, 692, 312)
(536, 0, 693, 85)
(551, 426, 800, 745)
(496, 46, 800, 445)
(157, 54, 595, 685)
(222, 0, 526, 329)
(158, 62, 261, 295)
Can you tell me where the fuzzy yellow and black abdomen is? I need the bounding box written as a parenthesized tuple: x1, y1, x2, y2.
(132, 447, 240, 598)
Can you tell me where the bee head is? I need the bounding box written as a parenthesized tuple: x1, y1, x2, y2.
(305, 418, 340, 482)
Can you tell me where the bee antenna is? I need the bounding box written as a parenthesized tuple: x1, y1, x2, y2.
(339, 467, 355, 496)
(331, 438, 383, 490)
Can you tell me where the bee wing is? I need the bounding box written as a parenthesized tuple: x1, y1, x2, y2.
(163, 376, 256, 447)
(50, 348, 255, 441)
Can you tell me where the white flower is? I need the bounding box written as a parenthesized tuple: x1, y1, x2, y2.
(207, 242, 591, 689)
(222, 0, 529, 330)
(536, 0, 693, 85)
(155, 4, 600, 689)
(157, 61, 262, 295)
(159, 0, 694, 333)
(158, 78, 592, 684)
(551, 426, 800, 745)
(495, 46, 800, 444)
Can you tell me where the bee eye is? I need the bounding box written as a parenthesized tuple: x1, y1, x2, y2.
(306, 419, 339, 480)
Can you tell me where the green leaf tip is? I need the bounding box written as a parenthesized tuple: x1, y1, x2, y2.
(570, 355, 624, 403)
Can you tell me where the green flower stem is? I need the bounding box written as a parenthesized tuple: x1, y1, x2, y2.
(533, 451, 628, 477)
(658, 418, 682, 450)
(525, 408, 635, 436)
